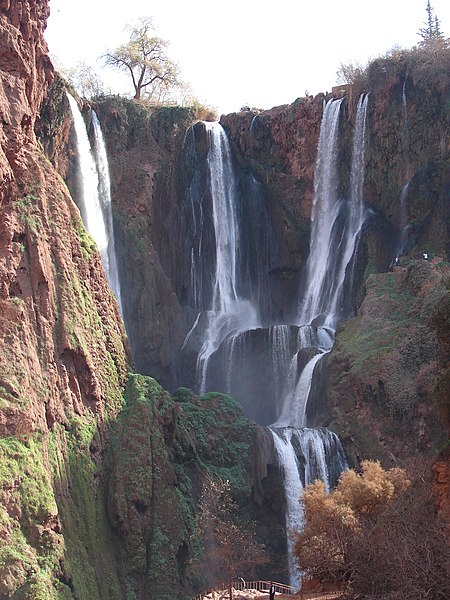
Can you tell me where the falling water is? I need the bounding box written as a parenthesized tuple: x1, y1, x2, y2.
(299, 98, 344, 328)
(395, 80, 412, 261)
(271, 427, 347, 586)
(195, 123, 259, 392)
(67, 93, 122, 313)
(271, 429, 305, 587)
(271, 95, 369, 586)
(91, 111, 123, 314)
(181, 105, 369, 586)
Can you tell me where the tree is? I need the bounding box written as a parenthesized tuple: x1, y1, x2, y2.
(294, 461, 449, 599)
(336, 61, 366, 86)
(294, 461, 409, 586)
(62, 62, 106, 99)
(103, 17, 180, 101)
(419, 1, 443, 41)
(193, 476, 267, 600)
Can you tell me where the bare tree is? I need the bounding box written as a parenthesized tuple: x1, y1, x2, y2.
(103, 17, 180, 101)
(193, 476, 267, 600)
(61, 62, 106, 99)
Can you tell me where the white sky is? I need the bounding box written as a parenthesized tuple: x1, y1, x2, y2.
(45, 0, 450, 115)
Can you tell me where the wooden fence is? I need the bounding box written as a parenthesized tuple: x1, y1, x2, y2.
(189, 579, 342, 599)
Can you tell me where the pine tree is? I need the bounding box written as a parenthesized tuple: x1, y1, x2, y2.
(419, 1, 443, 41)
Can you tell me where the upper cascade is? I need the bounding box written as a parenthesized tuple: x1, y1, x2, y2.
(67, 93, 123, 315)
(186, 122, 261, 393)
(299, 95, 369, 330)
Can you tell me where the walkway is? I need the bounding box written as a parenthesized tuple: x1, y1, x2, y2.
(190, 580, 342, 600)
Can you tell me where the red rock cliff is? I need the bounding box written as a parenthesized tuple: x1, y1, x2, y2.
(0, 2, 128, 596)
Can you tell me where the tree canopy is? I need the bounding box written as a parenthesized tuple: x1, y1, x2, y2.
(103, 17, 180, 101)
(294, 460, 449, 599)
(419, 1, 443, 42)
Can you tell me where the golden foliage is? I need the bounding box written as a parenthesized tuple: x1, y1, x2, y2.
(294, 461, 411, 585)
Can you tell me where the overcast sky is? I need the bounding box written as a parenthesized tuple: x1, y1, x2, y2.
(45, 0, 450, 115)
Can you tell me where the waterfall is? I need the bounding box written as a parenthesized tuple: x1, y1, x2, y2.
(299, 98, 344, 328)
(194, 123, 259, 393)
(395, 80, 412, 262)
(271, 426, 348, 586)
(91, 111, 123, 314)
(271, 95, 369, 586)
(271, 429, 305, 588)
(181, 103, 369, 586)
(67, 93, 122, 314)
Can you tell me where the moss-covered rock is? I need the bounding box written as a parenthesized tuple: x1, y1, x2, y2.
(321, 260, 449, 467)
(102, 374, 279, 600)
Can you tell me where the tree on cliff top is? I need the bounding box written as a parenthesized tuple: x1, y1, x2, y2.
(418, 1, 449, 52)
(419, 1, 443, 41)
(103, 17, 180, 101)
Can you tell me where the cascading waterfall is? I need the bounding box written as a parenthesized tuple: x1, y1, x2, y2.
(395, 81, 413, 261)
(271, 95, 369, 586)
(67, 93, 123, 314)
(271, 427, 347, 586)
(194, 122, 259, 393)
(183, 99, 369, 586)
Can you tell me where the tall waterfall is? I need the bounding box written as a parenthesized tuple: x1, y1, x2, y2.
(194, 123, 259, 393)
(395, 80, 412, 261)
(67, 94, 122, 314)
(182, 98, 369, 586)
(91, 111, 122, 313)
(272, 95, 369, 585)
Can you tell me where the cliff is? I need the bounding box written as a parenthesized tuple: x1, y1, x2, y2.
(0, 7, 279, 597)
(0, 1, 132, 596)
(1, 0, 449, 597)
(318, 259, 448, 467)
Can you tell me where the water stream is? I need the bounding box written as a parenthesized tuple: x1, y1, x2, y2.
(67, 94, 123, 315)
(180, 96, 369, 586)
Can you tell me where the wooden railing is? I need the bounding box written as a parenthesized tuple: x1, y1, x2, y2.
(189, 579, 298, 599)
(189, 579, 343, 599)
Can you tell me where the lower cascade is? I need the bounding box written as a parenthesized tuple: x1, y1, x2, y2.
(180, 95, 369, 586)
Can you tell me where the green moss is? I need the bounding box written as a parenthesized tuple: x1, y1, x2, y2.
(58, 275, 125, 420)
(13, 194, 40, 234)
(72, 219, 96, 260)
(101, 374, 259, 599)
(173, 387, 194, 403)
(0, 435, 64, 598)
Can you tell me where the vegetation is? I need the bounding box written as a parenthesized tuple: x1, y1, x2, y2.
(294, 461, 449, 599)
(419, 1, 446, 45)
(60, 62, 106, 100)
(104, 17, 181, 101)
(337, 2, 449, 89)
(193, 476, 267, 600)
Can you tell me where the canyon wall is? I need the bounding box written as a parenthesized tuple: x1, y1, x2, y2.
(0, 0, 449, 597)
(0, 5, 282, 598)
(90, 59, 449, 465)
(0, 1, 130, 597)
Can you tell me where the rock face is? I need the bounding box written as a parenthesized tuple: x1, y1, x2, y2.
(0, 2, 129, 597)
(103, 375, 284, 599)
(319, 260, 448, 467)
(0, 13, 283, 596)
